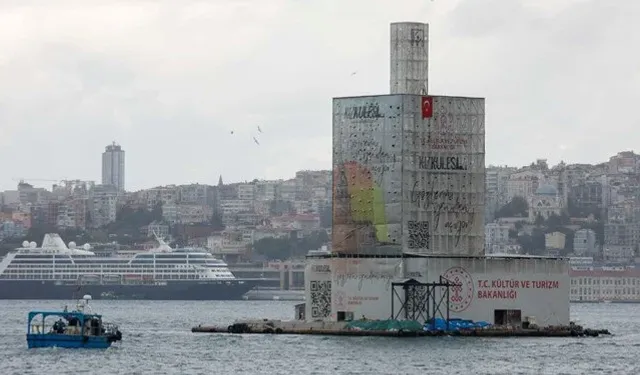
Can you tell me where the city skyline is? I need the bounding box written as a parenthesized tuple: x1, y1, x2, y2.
(0, 0, 639, 191)
(2, 149, 632, 194)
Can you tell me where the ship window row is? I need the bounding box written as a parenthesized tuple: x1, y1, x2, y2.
(0, 273, 232, 280)
(10, 260, 75, 265)
(571, 287, 640, 295)
(133, 254, 210, 259)
(0, 270, 234, 278)
(0, 269, 234, 277)
(5, 264, 231, 272)
(130, 260, 210, 264)
(571, 278, 638, 286)
(9, 259, 213, 265)
(571, 287, 640, 296)
(1, 268, 233, 275)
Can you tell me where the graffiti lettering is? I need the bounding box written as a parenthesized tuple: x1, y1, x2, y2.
(370, 164, 390, 175)
(409, 180, 475, 247)
(344, 104, 384, 119)
(334, 272, 395, 291)
(312, 265, 330, 273)
(418, 156, 466, 170)
(410, 28, 425, 46)
(420, 136, 468, 150)
(444, 218, 474, 247)
(348, 140, 397, 165)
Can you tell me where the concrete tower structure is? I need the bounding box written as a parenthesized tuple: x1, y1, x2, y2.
(101, 142, 125, 192)
(390, 22, 429, 95)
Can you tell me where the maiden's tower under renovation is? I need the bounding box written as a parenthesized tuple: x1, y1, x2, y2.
(304, 22, 570, 327)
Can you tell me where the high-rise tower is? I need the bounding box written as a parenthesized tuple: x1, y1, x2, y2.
(101, 141, 125, 192)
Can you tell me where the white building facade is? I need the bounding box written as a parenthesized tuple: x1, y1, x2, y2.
(484, 223, 510, 254)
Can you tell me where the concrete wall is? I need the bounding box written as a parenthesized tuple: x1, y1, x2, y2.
(330, 257, 403, 321)
(404, 256, 570, 326)
(306, 255, 570, 327)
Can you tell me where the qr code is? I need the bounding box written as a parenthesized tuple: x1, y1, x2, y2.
(408, 221, 430, 249)
(310, 280, 332, 318)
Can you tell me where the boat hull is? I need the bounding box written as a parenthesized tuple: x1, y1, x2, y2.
(0, 280, 258, 300)
(27, 334, 113, 349)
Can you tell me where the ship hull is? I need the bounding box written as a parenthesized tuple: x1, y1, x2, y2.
(0, 280, 258, 300)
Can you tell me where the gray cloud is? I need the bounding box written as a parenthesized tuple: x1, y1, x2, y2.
(0, 0, 638, 191)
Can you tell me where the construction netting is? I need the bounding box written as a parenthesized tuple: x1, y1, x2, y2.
(345, 319, 424, 332)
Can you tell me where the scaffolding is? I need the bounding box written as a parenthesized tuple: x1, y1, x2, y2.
(390, 276, 460, 330)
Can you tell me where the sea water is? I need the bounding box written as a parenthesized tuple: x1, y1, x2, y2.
(0, 300, 637, 375)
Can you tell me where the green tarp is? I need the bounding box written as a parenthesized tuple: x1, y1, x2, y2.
(345, 319, 424, 332)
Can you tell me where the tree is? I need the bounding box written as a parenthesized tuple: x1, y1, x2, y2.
(516, 233, 533, 253)
(210, 210, 224, 230)
(562, 230, 575, 256)
(567, 196, 602, 220)
(531, 228, 546, 254)
(253, 230, 330, 260)
(319, 204, 332, 228)
(253, 237, 291, 260)
(546, 213, 562, 230)
(107, 205, 157, 242)
(495, 196, 528, 218)
(269, 200, 294, 216)
(514, 221, 524, 231)
(518, 228, 546, 255)
(151, 202, 163, 222)
(534, 214, 545, 227)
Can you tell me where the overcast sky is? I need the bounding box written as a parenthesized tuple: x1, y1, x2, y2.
(0, 0, 638, 191)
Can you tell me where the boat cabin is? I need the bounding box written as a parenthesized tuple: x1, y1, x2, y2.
(27, 310, 111, 337)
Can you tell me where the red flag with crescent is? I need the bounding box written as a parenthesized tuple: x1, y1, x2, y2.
(421, 96, 433, 118)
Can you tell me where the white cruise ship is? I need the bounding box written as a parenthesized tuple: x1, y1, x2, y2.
(0, 233, 258, 300)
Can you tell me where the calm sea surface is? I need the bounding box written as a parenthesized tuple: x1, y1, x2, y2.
(0, 300, 638, 375)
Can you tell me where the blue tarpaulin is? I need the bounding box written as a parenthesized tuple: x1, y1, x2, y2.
(424, 318, 491, 332)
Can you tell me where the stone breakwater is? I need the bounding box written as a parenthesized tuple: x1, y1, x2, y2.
(191, 319, 612, 338)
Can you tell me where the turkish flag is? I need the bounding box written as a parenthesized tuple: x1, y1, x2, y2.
(421, 96, 433, 118)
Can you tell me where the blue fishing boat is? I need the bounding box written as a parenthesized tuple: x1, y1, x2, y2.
(26, 294, 122, 349)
